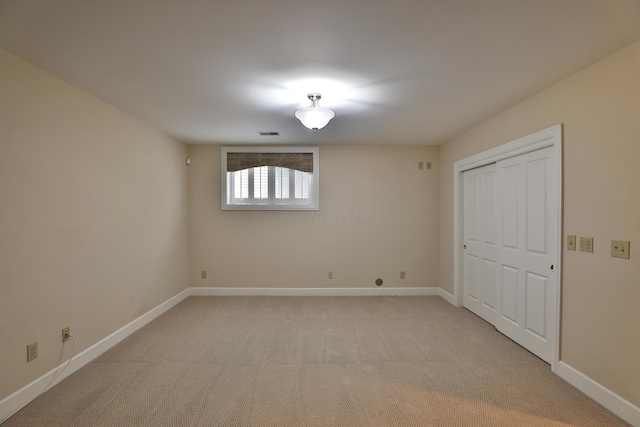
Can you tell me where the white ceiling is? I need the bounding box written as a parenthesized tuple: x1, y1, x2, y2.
(1, 0, 639, 146)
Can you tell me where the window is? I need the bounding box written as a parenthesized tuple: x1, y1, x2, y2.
(221, 147, 319, 210)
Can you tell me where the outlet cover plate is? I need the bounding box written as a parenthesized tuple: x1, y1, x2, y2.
(611, 240, 630, 259)
(27, 342, 38, 362)
(567, 235, 576, 251)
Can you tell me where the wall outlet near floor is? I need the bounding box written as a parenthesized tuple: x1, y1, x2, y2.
(567, 235, 576, 251)
(201, 270, 207, 279)
(27, 342, 38, 362)
(400, 271, 406, 279)
(579, 237, 594, 253)
(611, 240, 630, 259)
(328, 272, 333, 279)
(62, 326, 70, 343)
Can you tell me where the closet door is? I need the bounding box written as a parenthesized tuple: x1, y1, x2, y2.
(495, 147, 558, 364)
(463, 164, 498, 324)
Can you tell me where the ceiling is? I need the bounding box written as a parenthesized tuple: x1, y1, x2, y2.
(1, 0, 639, 146)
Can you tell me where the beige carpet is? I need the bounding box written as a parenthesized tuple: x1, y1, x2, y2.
(2, 296, 630, 426)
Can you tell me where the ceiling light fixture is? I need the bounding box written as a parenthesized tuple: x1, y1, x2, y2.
(294, 93, 335, 131)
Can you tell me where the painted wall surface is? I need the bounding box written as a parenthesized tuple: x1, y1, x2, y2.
(189, 144, 439, 289)
(0, 50, 189, 400)
(438, 41, 640, 406)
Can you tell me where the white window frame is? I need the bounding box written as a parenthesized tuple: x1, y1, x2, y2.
(221, 146, 319, 210)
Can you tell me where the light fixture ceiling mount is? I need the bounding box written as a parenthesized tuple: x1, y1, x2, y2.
(295, 93, 335, 131)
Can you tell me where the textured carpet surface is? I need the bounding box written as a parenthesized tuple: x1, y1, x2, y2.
(3, 296, 630, 426)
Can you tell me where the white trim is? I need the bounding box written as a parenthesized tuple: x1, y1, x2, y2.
(452, 124, 563, 372)
(558, 362, 640, 427)
(190, 287, 441, 297)
(0, 288, 190, 424)
(438, 288, 456, 305)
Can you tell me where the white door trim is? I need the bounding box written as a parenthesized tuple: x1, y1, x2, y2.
(452, 124, 563, 372)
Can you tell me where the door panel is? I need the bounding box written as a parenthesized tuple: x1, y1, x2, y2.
(495, 146, 557, 364)
(526, 161, 547, 254)
(500, 265, 519, 324)
(501, 165, 519, 250)
(480, 259, 496, 310)
(481, 175, 496, 245)
(525, 272, 547, 338)
(464, 254, 479, 301)
(463, 164, 497, 323)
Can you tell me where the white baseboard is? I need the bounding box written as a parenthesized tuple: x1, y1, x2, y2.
(438, 288, 457, 306)
(189, 286, 441, 297)
(0, 288, 190, 424)
(558, 361, 640, 427)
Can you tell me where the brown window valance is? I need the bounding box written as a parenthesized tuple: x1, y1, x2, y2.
(227, 152, 313, 173)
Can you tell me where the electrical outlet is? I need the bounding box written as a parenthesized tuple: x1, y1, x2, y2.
(400, 271, 406, 279)
(201, 270, 207, 279)
(579, 237, 594, 253)
(27, 342, 38, 362)
(328, 272, 333, 279)
(418, 161, 424, 170)
(567, 235, 576, 251)
(62, 326, 70, 343)
(426, 162, 432, 170)
(611, 240, 630, 259)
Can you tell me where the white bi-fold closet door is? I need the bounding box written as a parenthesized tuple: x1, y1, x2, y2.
(463, 146, 558, 364)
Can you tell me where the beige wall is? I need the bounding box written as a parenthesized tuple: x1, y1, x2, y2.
(3, 33, 638, 415)
(438, 40, 640, 406)
(189, 144, 439, 289)
(0, 50, 189, 400)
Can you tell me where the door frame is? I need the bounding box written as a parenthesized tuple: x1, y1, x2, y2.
(452, 124, 563, 372)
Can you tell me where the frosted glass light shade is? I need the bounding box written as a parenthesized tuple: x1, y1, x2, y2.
(295, 93, 335, 130)
(295, 107, 335, 130)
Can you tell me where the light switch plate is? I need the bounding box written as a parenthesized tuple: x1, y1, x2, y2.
(579, 237, 594, 253)
(611, 240, 630, 259)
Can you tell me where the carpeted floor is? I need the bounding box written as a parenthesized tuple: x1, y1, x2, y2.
(2, 296, 631, 426)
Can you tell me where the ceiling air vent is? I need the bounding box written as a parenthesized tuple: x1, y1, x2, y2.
(259, 131, 280, 136)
